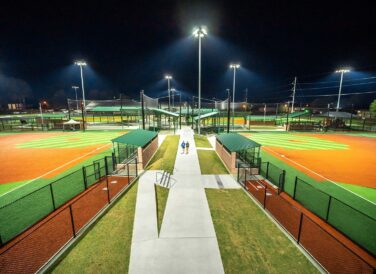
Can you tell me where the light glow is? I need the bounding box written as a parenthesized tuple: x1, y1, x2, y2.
(165, 75, 172, 80)
(74, 60, 87, 66)
(335, 68, 351, 73)
(229, 63, 240, 69)
(193, 26, 208, 38)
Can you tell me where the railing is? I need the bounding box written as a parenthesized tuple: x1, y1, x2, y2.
(0, 159, 138, 274)
(237, 166, 376, 273)
(0, 148, 136, 247)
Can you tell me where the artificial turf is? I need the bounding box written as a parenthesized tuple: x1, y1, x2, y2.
(197, 150, 229, 174)
(52, 181, 138, 274)
(146, 135, 179, 174)
(206, 188, 319, 274)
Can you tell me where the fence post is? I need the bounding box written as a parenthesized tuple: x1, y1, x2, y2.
(0, 233, 3, 246)
(293, 177, 298, 199)
(69, 205, 76, 238)
(263, 184, 267, 209)
(135, 157, 138, 177)
(325, 196, 332, 222)
(105, 157, 109, 176)
(127, 163, 130, 183)
(49, 184, 56, 210)
(297, 212, 303, 243)
(82, 166, 88, 189)
(266, 162, 270, 179)
(237, 163, 240, 183)
(279, 170, 286, 194)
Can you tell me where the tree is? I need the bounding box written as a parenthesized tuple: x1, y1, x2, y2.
(370, 99, 376, 115)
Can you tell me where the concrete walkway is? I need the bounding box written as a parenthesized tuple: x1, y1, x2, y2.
(129, 128, 224, 274)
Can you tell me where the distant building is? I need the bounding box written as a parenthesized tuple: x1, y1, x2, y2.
(8, 103, 24, 110)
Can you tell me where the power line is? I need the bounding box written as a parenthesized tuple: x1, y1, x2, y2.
(296, 90, 376, 98)
(296, 81, 376, 91)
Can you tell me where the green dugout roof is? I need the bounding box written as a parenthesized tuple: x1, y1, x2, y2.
(111, 129, 158, 148)
(193, 111, 219, 121)
(88, 106, 140, 112)
(149, 108, 179, 117)
(216, 133, 261, 152)
(288, 111, 311, 118)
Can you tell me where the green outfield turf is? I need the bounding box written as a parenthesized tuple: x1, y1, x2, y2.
(247, 132, 348, 150)
(0, 130, 130, 245)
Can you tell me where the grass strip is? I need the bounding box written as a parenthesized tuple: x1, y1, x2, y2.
(197, 150, 228, 174)
(194, 135, 212, 148)
(206, 189, 319, 274)
(52, 182, 138, 274)
(146, 135, 179, 174)
(155, 184, 169, 233)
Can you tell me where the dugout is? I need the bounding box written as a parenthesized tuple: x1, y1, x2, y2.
(111, 129, 158, 169)
(215, 133, 261, 174)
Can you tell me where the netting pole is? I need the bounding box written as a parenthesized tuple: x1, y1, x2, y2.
(127, 163, 130, 183)
(179, 93, 182, 129)
(67, 99, 71, 120)
(105, 159, 111, 203)
(140, 90, 145, 130)
(82, 166, 88, 189)
(227, 90, 231, 133)
(81, 102, 85, 132)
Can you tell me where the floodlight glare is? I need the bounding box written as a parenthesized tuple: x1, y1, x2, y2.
(74, 60, 87, 66)
(229, 63, 240, 69)
(335, 68, 350, 73)
(193, 26, 208, 38)
(165, 75, 172, 80)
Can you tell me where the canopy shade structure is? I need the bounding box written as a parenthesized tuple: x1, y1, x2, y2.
(216, 133, 261, 152)
(149, 108, 179, 117)
(63, 119, 80, 125)
(288, 111, 311, 119)
(321, 111, 353, 119)
(193, 111, 219, 121)
(111, 129, 158, 148)
(87, 106, 141, 112)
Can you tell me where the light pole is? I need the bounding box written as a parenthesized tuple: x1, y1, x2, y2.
(74, 60, 87, 111)
(335, 68, 350, 112)
(165, 75, 172, 111)
(72, 85, 79, 111)
(171, 88, 176, 110)
(193, 26, 207, 135)
(229, 63, 240, 129)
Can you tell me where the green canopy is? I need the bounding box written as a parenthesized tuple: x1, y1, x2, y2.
(88, 106, 140, 112)
(193, 111, 219, 121)
(149, 108, 179, 117)
(216, 133, 261, 152)
(288, 111, 311, 118)
(112, 129, 158, 148)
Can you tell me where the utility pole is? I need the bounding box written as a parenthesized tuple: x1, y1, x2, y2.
(291, 76, 297, 113)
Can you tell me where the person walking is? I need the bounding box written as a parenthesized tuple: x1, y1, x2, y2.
(185, 140, 190, 154)
(181, 140, 186, 154)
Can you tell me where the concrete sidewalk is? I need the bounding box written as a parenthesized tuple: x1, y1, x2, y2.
(129, 128, 224, 274)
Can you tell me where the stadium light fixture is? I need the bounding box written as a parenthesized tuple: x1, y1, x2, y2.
(335, 67, 351, 112)
(74, 60, 87, 112)
(229, 63, 240, 130)
(193, 26, 207, 135)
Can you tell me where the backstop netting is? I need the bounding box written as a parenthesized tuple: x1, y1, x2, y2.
(142, 94, 159, 110)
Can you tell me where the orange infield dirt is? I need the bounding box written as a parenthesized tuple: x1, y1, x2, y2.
(0, 133, 111, 185)
(263, 134, 376, 188)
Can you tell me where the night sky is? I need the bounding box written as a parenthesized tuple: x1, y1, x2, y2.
(0, 0, 375, 108)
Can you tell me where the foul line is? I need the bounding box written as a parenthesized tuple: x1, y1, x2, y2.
(263, 147, 376, 205)
(0, 143, 112, 198)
